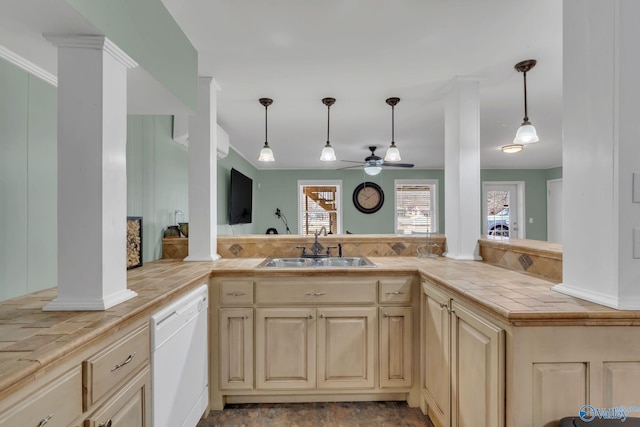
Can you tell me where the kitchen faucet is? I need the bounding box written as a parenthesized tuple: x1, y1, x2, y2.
(311, 227, 328, 256)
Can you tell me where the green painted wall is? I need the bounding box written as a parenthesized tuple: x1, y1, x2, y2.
(0, 59, 57, 302)
(217, 148, 260, 235)
(65, 0, 198, 111)
(253, 169, 445, 235)
(126, 116, 189, 261)
(481, 169, 563, 241)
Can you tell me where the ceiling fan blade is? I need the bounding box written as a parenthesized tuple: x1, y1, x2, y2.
(340, 160, 366, 164)
(337, 165, 365, 170)
(383, 162, 414, 168)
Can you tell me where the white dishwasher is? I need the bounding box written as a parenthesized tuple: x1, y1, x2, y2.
(151, 284, 209, 427)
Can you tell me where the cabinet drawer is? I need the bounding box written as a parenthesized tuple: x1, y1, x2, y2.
(256, 279, 377, 305)
(83, 325, 149, 409)
(220, 280, 254, 305)
(0, 366, 82, 427)
(379, 277, 413, 303)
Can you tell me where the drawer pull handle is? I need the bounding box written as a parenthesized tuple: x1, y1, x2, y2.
(226, 292, 246, 297)
(99, 420, 113, 427)
(305, 292, 326, 296)
(38, 414, 54, 427)
(111, 352, 136, 372)
(385, 291, 404, 295)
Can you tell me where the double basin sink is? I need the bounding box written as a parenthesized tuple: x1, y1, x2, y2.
(259, 256, 376, 268)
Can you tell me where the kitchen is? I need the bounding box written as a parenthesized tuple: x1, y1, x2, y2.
(2, 1, 640, 427)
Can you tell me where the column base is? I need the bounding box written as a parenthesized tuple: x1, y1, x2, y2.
(184, 253, 221, 262)
(42, 289, 137, 311)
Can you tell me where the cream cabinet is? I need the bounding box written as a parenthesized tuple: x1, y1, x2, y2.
(211, 274, 418, 408)
(219, 308, 254, 390)
(256, 307, 317, 390)
(317, 307, 376, 389)
(421, 280, 505, 427)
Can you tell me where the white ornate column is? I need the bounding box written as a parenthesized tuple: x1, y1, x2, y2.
(44, 36, 138, 311)
(185, 77, 221, 261)
(553, 0, 640, 309)
(444, 77, 482, 260)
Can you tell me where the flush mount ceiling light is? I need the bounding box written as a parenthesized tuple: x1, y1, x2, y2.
(501, 144, 524, 154)
(513, 59, 539, 145)
(257, 97, 275, 162)
(320, 97, 337, 161)
(384, 97, 402, 162)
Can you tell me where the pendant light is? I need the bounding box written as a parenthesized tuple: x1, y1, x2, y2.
(384, 97, 402, 162)
(513, 59, 539, 145)
(258, 97, 275, 162)
(320, 97, 337, 161)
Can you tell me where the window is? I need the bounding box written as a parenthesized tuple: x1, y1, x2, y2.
(298, 180, 341, 235)
(394, 179, 438, 234)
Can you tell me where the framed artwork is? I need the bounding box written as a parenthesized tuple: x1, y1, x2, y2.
(127, 217, 143, 270)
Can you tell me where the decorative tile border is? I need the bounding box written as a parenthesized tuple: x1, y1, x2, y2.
(162, 234, 447, 260)
(478, 237, 562, 283)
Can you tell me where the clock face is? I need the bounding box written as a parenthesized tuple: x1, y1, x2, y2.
(353, 182, 384, 214)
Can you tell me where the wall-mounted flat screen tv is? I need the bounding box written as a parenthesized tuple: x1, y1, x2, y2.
(229, 168, 253, 224)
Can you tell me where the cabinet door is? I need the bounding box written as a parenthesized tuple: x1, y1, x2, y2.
(451, 301, 504, 427)
(256, 308, 316, 390)
(380, 307, 412, 388)
(84, 365, 151, 427)
(317, 307, 376, 389)
(219, 308, 253, 390)
(422, 283, 451, 427)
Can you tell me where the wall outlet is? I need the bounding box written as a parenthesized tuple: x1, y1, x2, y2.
(529, 218, 533, 224)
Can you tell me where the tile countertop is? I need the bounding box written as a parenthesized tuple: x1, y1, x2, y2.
(1, 255, 639, 398)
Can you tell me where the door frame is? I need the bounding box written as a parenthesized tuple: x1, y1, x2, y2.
(481, 181, 525, 238)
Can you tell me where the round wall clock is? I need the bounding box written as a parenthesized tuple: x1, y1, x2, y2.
(353, 182, 384, 214)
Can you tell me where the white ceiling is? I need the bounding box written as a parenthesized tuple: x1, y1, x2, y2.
(1, 0, 563, 171)
(161, 0, 563, 170)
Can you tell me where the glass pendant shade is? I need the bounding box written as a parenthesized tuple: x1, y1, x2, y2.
(501, 144, 524, 154)
(384, 144, 401, 162)
(514, 123, 539, 144)
(258, 143, 275, 162)
(364, 165, 382, 176)
(320, 142, 336, 161)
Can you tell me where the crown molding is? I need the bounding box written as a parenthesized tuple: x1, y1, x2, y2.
(0, 45, 58, 87)
(44, 35, 138, 69)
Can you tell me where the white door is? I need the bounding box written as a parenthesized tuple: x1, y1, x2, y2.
(482, 182, 523, 238)
(547, 179, 563, 243)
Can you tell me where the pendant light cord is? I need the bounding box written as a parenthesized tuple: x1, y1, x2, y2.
(326, 104, 331, 143)
(522, 71, 529, 123)
(391, 104, 395, 146)
(264, 104, 268, 144)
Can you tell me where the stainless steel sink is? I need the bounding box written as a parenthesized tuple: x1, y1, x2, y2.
(258, 257, 376, 268)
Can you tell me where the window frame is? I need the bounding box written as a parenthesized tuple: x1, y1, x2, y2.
(394, 179, 438, 234)
(297, 180, 342, 235)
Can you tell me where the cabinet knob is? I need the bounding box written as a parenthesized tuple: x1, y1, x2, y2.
(308, 314, 314, 319)
(38, 414, 54, 427)
(99, 420, 112, 427)
(320, 314, 325, 319)
(244, 314, 250, 319)
(384, 313, 389, 318)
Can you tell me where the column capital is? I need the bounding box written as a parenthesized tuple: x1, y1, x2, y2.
(44, 34, 138, 69)
(198, 76, 222, 91)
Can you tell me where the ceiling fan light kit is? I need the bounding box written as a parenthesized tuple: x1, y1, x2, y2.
(383, 97, 402, 162)
(513, 59, 539, 145)
(320, 97, 337, 161)
(257, 97, 275, 162)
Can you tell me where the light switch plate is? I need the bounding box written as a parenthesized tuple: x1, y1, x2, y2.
(634, 228, 640, 259)
(634, 173, 640, 203)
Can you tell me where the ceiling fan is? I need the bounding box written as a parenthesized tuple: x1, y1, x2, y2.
(340, 146, 414, 175)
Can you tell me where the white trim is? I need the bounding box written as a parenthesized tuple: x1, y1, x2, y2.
(298, 180, 342, 235)
(0, 45, 58, 86)
(546, 178, 563, 242)
(42, 289, 137, 311)
(44, 35, 138, 69)
(393, 179, 438, 234)
(551, 284, 625, 310)
(482, 181, 526, 238)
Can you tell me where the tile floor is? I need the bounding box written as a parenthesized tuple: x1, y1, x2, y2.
(196, 402, 435, 426)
